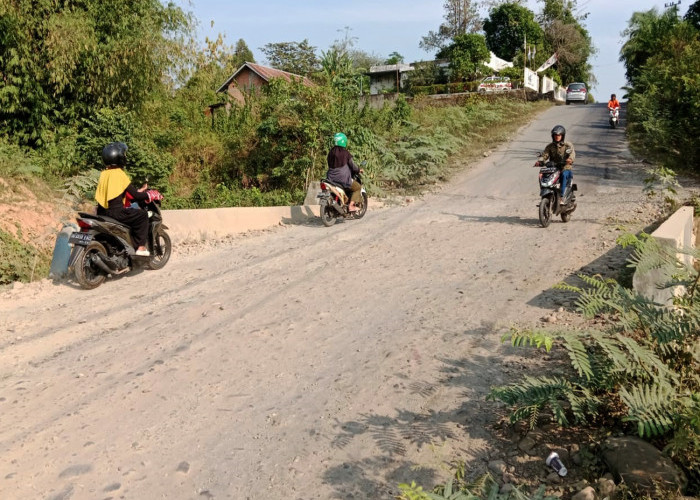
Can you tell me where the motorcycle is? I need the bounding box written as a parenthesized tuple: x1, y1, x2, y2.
(535, 157, 577, 228)
(317, 173, 368, 227)
(68, 189, 172, 289)
(609, 107, 620, 128)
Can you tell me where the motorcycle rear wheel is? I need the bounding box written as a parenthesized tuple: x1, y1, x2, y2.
(74, 241, 108, 289)
(561, 212, 572, 222)
(147, 229, 172, 270)
(319, 201, 337, 227)
(353, 193, 369, 219)
(539, 197, 552, 228)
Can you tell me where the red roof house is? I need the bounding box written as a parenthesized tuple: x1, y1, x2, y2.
(217, 62, 315, 104)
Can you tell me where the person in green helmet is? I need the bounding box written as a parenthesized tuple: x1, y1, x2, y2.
(326, 132, 363, 211)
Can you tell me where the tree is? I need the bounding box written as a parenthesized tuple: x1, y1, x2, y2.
(620, 8, 682, 86)
(232, 39, 255, 69)
(420, 0, 483, 54)
(437, 33, 490, 81)
(538, 0, 594, 84)
(686, 0, 700, 30)
(385, 52, 405, 65)
(260, 39, 319, 76)
(0, 0, 192, 146)
(483, 2, 543, 61)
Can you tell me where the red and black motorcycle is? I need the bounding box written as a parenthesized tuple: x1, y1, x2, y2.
(68, 190, 171, 289)
(535, 159, 577, 228)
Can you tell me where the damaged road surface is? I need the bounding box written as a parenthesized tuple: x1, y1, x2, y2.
(0, 104, 655, 499)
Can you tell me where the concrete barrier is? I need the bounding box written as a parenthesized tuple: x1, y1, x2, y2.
(162, 205, 320, 244)
(633, 206, 695, 305)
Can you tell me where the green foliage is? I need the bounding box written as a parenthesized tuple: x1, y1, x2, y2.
(0, 142, 42, 178)
(621, 6, 700, 172)
(489, 236, 700, 487)
(437, 34, 490, 82)
(0, 229, 51, 285)
(537, 0, 595, 85)
(260, 39, 319, 76)
(61, 169, 101, 208)
(0, 0, 192, 146)
(399, 468, 558, 500)
(484, 3, 543, 61)
(419, 0, 483, 54)
(75, 107, 175, 186)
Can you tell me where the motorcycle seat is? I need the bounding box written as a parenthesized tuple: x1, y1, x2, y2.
(321, 178, 345, 189)
(78, 212, 130, 228)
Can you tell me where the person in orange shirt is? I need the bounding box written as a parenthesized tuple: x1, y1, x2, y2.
(608, 94, 620, 110)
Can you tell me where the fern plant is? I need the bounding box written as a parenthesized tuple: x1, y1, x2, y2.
(398, 471, 558, 500)
(489, 234, 699, 479)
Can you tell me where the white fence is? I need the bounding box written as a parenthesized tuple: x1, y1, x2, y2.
(541, 76, 556, 94)
(524, 68, 539, 92)
(528, 70, 566, 102)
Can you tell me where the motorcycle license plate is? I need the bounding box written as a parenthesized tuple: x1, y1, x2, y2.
(69, 232, 92, 246)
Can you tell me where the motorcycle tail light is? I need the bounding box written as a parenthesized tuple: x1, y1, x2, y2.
(77, 219, 93, 230)
(320, 181, 327, 190)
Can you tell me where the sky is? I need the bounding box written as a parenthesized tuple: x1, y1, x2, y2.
(176, 0, 691, 102)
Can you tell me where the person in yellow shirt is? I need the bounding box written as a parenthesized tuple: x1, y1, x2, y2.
(95, 142, 151, 256)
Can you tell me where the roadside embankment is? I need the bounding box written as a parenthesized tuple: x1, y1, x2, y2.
(633, 205, 696, 304)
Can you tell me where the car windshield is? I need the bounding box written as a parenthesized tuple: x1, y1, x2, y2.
(568, 84, 586, 91)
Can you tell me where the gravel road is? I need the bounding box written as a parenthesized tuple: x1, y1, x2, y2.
(0, 103, 660, 500)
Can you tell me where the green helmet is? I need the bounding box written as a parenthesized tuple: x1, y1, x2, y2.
(333, 132, 347, 148)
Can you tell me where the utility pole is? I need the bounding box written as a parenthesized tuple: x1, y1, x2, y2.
(664, 0, 681, 8)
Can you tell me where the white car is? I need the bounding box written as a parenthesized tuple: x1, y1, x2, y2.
(478, 76, 512, 93)
(565, 82, 588, 104)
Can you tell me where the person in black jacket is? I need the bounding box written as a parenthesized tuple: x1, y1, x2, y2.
(94, 142, 151, 256)
(326, 132, 363, 211)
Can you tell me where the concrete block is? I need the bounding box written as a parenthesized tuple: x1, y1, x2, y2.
(303, 181, 321, 206)
(633, 206, 694, 305)
(162, 205, 320, 244)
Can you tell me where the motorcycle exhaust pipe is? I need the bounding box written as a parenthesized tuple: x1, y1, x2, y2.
(94, 252, 118, 272)
(329, 201, 345, 215)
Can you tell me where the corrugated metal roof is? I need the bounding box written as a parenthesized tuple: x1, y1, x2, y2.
(217, 62, 315, 93)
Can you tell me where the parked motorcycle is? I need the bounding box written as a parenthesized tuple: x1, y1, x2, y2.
(535, 158, 577, 228)
(68, 190, 171, 289)
(609, 108, 620, 129)
(317, 173, 368, 227)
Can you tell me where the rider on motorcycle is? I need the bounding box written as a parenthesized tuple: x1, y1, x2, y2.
(608, 93, 620, 111)
(326, 132, 363, 212)
(95, 142, 152, 256)
(535, 125, 576, 204)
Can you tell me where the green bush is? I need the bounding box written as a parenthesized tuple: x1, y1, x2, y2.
(0, 229, 50, 285)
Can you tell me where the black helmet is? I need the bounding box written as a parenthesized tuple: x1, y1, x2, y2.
(551, 125, 566, 142)
(102, 142, 128, 167)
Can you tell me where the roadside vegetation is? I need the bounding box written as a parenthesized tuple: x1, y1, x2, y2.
(2, 0, 697, 498)
(1, 0, 568, 284)
(397, 2, 700, 500)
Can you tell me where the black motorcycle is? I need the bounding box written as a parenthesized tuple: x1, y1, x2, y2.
(317, 173, 368, 227)
(535, 159, 577, 228)
(68, 192, 171, 289)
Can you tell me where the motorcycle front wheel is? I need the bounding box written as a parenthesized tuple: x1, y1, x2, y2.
(319, 201, 337, 227)
(353, 193, 369, 219)
(147, 229, 172, 270)
(539, 197, 553, 228)
(74, 241, 108, 289)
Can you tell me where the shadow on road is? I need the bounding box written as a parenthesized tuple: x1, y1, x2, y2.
(323, 330, 505, 499)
